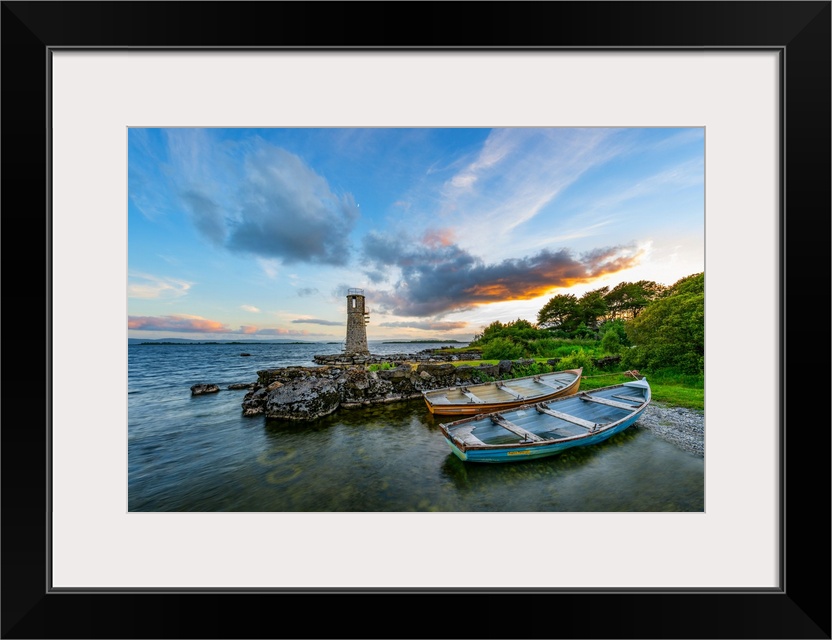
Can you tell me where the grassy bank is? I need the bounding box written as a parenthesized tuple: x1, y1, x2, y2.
(450, 358, 704, 411)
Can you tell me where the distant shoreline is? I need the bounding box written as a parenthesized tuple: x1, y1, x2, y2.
(130, 339, 467, 346)
(381, 340, 466, 344)
(135, 341, 315, 346)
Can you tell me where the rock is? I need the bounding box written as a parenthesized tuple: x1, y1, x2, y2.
(241, 386, 267, 415)
(416, 362, 455, 376)
(240, 353, 251, 357)
(339, 368, 395, 405)
(498, 360, 513, 375)
(190, 383, 220, 396)
(228, 382, 256, 390)
(377, 364, 411, 380)
(264, 375, 340, 420)
(242, 361, 501, 420)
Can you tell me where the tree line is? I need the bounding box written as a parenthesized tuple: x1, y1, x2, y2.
(469, 272, 704, 375)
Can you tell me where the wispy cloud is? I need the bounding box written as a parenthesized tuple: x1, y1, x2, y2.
(291, 318, 343, 326)
(256, 258, 280, 279)
(127, 273, 192, 299)
(438, 129, 621, 243)
(127, 314, 231, 333)
(296, 287, 319, 297)
(127, 314, 312, 337)
(241, 305, 261, 313)
(579, 158, 704, 216)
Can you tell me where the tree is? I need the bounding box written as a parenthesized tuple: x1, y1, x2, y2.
(536, 293, 579, 331)
(576, 286, 609, 331)
(622, 273, 704, 374)
(605, 280, 667, 320)
(471, 320, 506, 344)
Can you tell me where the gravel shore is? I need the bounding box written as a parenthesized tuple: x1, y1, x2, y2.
(635, 402, 704, 457)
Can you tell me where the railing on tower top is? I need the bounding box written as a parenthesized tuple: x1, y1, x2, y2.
(348, 288, 364, 295)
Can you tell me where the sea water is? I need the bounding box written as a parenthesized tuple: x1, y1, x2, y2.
(127, 341, 704, 512)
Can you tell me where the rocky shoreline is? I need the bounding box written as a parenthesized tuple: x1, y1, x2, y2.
(635, 402, 704, 457)
(189, 348, 704, 458)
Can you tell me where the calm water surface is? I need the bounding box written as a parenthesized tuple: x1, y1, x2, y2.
(128, 342, 704, 512)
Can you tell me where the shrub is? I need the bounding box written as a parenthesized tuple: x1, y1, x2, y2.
(481, 337, 525, 360)
(508, 361, 553, 378)
(556, 349, 596, 373)
(600, 329, 622, 355)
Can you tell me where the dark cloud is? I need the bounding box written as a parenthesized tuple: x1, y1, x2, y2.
(362, 231, 643, 317)
(291, 318, 343, 326)
(180, 191, 226, 245)
(180, 144, 359, 266)
(296, 287, 319, 297)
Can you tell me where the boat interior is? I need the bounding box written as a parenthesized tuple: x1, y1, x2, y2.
(426, 371, 578, 406)
(445, 383, 649, 446)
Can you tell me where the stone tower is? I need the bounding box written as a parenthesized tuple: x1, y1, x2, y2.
(344, 288, 370, 355)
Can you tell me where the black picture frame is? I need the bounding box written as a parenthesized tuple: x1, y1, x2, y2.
(2, 2, 829, 638)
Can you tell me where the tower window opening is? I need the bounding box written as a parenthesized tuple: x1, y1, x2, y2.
(352, 299, 356, 308)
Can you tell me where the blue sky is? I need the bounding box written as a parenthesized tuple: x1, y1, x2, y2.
(128, 127, 704, 343)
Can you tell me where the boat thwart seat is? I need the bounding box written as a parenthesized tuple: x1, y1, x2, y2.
(579, 392, 640, 411)
(495, 382, 525, 400)
(490, 414, 545, 442)
(533, 376, 564, 391)
(535, 404, 598, 431)
(459, 387, 486, 403)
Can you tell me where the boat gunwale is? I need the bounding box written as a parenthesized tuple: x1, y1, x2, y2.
(439, 380, 650, 453)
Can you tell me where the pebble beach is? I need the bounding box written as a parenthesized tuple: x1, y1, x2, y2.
(636, 402, 704, 457)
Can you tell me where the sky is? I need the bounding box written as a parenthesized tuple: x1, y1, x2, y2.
(128, 127, 704, 343)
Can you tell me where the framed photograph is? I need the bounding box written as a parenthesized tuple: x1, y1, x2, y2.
(3, 2, 829, 638)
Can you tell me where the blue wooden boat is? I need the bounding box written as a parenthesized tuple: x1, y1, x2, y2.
(438, 378, 651, 463)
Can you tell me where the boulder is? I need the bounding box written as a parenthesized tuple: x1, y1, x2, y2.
(264, 375, 340, 420)
(190, 383, 220, 396)
(241, 386, 267, 416)
(228, 382, 256, 390)
(339, 368, 395, 405)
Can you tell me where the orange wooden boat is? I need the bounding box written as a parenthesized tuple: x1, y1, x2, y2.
(422, 368, 582, 416)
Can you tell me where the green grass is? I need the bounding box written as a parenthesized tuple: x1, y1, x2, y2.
(366, 362, 395, 372)
(450, 360, 704, 411)
(434, 346, 483, 355)
(580, 372, 703, 410)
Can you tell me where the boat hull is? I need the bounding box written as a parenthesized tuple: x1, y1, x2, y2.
(443, 410, 644, 462)
(423, 368, 582, 416)
(439, 378, 651, 463)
